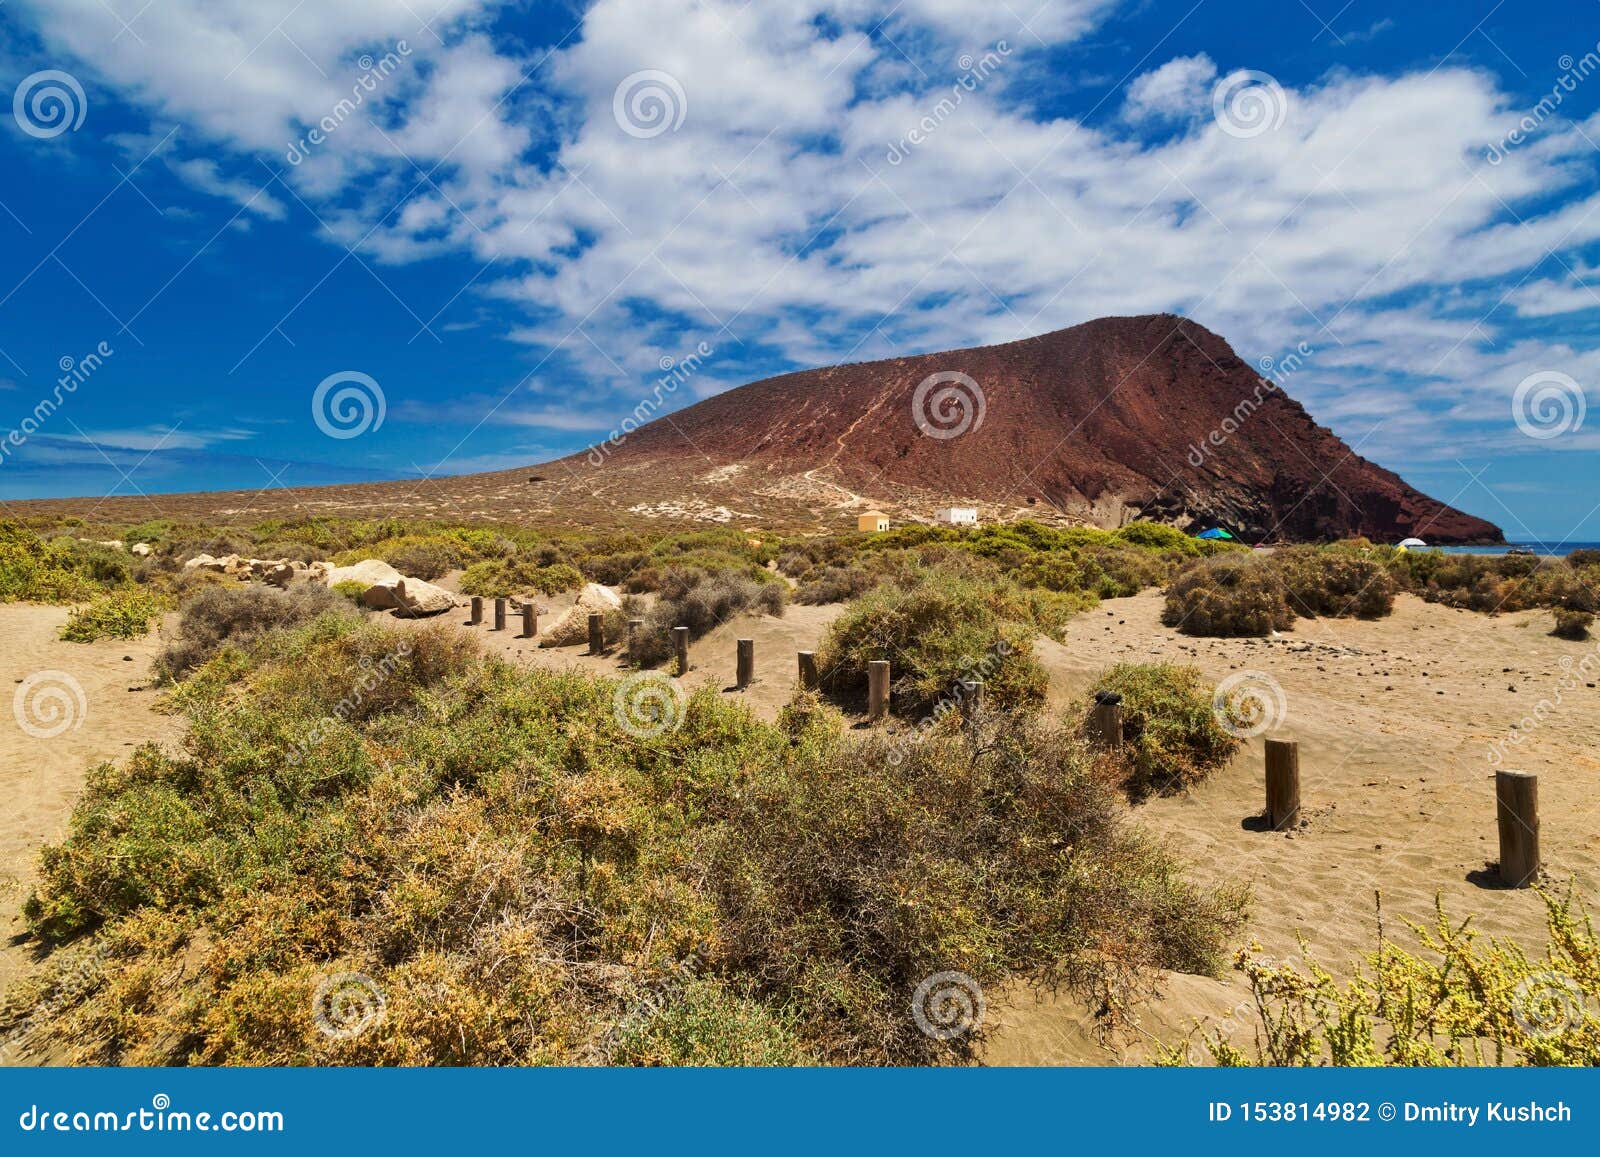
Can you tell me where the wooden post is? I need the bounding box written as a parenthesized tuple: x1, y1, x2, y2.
(470, 596, 483, 626)
(1090, 691, 1123, 748)
(1496, 770, 1540, 888)
(627, 618, 645, 664)
(736, 639, 754, 689)
(797, 651, 818, 691)
(521, 603, 536, 638)
(1264, 738, 1301, 830)
(673, 626, 690, 676)
(868, 660, 890, 721)
(588, 612, 604, 654)
(493, 597, 506, 632)
(961, 678, 984, 727)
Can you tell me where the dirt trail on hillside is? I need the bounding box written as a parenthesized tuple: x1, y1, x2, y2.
(0, 606, 181, 998)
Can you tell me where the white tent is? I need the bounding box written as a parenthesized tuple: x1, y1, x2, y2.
(1398, 537, 1427, 549)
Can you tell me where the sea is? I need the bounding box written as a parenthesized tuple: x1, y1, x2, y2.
(1430, 542, 1600, 557)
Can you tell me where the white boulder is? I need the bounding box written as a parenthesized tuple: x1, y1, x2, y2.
(540, 583, 622, 646)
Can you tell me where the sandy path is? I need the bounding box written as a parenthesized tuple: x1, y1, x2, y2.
(985, 591, 1600, 1064)
(0, 605, 181, 997)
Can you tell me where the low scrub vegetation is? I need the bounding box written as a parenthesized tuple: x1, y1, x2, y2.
(59, 588, 172, 642)
(1163, 556, 1295, 637)
(154, 583, 350, 681)
(1552, 608, 1594, 640)
(460, 557, 585, 598)
(630, 567, 786, 666)
(7, 612, 1246, 1066)
(1162, 891, 1599, 1066)
(1088, 664, 1241, 797)
(815, 564, 1083, 716)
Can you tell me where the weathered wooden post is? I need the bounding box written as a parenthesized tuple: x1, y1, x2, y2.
(521, 603, 536, 638)
(673, 626, 691, 676)
(493, 597, 506, 632)
(627, 618, 645, 664)
(1264, 737, 1301, 830)
(470, 596, 483, 626)
(868, 659, 890, 721)
(736, 639, 754, 689)
(797, 651, 819, 691)
(961, 678, 984, 727)
(1091, 690, 1123, 748)
(1496, 770, 1540, 888)
(588, 612, 605, 654)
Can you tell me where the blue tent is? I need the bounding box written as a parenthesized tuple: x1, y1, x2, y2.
(1196, 527, 1235, 540)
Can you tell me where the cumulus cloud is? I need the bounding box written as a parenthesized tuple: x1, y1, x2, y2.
(1123, 54, 1216, 122)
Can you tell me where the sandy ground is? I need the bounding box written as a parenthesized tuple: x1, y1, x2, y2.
(0, 606, 182, 996)
(3, 587, 1595, 1065)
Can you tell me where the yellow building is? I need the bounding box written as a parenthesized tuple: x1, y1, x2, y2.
(857, 511, 890, 533)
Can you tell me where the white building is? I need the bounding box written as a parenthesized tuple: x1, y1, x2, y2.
(934, 507, 978, 526)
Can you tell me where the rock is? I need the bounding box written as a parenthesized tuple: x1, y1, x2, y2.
(183, 553, 228, 573)
(325, 559, 406, 590)
(541, 583, 622, 646)
(260, 562, 300, 588)
(390, 577, 458, 617)
(130, 542, 153, 557)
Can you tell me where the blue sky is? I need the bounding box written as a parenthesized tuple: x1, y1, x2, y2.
(0, 0, 1597, 542)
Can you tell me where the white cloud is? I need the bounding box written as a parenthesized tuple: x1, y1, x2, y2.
(1123, 54, 1216, 122)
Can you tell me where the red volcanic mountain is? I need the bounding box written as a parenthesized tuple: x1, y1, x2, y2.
(560, 313, 1500, 543)
(12, 313, 1500, 543)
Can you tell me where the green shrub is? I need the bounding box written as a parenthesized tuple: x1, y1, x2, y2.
(631, 568, 786, 666)
(155, 583, 351, 681)
(794, 564, 879, 604)
(59, 588, 171, 642)
(1163, 891, 1600, 1066)
(1088, 664, 1241, 796)
(1553, 609, 1594, 640)
(460, 558, 584, 598)
(1271, 545, 1397, 619)
(1162, 556, 1295, 637)
(815, 566, 1068, 716)
(12, 618, 1246, 1066)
